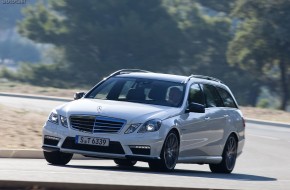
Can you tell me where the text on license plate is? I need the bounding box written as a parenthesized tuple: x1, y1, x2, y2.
(75, 136, 109, 146)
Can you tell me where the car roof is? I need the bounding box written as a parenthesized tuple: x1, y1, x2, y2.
(115, 72, 188, 83)
(114, 72, 225, 86)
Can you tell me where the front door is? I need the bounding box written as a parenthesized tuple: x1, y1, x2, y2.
(178, 83, 209, 158)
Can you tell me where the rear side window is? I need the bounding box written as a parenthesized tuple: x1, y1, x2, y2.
(216, 87, 237, 108)
(188, 84, 204, 105)
(201, 84, 224, 108)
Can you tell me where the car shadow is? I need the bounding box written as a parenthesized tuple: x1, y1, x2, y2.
(53, 163, 277, 182)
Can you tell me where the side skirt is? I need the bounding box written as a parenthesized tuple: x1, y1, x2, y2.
(177, 156, 222, 164)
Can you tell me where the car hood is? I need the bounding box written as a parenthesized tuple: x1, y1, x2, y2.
(56, 98, 181, 123)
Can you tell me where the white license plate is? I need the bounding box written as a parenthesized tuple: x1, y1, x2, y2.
(75, 136, 109, 147)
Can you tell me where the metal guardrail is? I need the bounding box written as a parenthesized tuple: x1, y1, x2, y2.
(246, 118, 290, 128)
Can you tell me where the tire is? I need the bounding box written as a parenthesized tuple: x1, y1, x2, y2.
(114, 159, 137, 167)
(209, 135, 238, 174)
(43, 151, 73, 165)
(148, 131, 179, 172)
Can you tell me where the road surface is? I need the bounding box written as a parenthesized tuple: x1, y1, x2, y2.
(0, 94, 289, 189)
(0, 95, 68, 113)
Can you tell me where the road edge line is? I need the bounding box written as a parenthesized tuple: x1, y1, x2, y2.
(246, 118, 290, 128)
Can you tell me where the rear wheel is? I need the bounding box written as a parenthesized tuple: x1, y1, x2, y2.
(114, 159, 137, 167)
(148, 131, 179, 172)
(209, 135, 238, 173)
(43, 151, 73, 165)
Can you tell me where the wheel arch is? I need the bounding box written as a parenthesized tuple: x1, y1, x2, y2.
(160, 126, 181, 153)
(168, 127, 181, 145)
(230, 132, 239, 142)
(225, 132, 239, 149)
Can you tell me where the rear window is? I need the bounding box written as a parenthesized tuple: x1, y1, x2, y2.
(216, 87, 237, 108)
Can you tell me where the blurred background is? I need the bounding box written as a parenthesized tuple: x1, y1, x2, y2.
(0, 0, 289, 111)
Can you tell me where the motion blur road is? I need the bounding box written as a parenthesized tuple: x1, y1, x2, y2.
(0, 95, 290, 190)
(0, 95, 68, 113)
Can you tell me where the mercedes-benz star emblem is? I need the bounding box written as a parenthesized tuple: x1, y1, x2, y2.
(97, 106, 102, 113)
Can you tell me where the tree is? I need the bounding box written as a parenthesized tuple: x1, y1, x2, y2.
(18, 0, 186, 85)
(163, 0, 258, 105)
(195, 0, 237, 14)
(228, 0, 290, 110)
(163, 0, 233, 78)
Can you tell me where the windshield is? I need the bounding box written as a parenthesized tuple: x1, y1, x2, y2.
(86, 77, 185, 107)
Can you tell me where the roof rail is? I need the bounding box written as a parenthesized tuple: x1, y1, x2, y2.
(105, 69, 153, 79)
(185, 75, 223, 83)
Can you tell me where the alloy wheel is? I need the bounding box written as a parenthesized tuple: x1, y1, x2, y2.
(225, 136, 237, 171)
(164, 133, 179, 170)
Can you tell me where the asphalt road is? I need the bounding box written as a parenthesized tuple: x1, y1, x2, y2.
(0, 95, 68, 113)
(0, 95, 290, 190)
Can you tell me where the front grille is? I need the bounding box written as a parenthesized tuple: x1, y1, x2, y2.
(61, 137, 125, 154)
(70, 115, 126, 133)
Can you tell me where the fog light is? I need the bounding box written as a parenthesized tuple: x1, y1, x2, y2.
(44, 135, 60, 141)
(129, 145, 151, 155)
(129, 145, 151, 149)
(44, 136, 60, 146)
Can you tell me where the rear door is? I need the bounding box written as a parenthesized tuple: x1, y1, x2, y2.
(216, 87, 243, 145)
(179, 83, 220, 159)
(199, 84, 227, 156)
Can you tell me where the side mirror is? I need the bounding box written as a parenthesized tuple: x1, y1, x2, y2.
(186, 103, 205, 113)
(74, 92, 85, 100)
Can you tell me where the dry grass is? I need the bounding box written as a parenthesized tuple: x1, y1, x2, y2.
(241, 106, 290, 123)
(0, 104, 47, 149)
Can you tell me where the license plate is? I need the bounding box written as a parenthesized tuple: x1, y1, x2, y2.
(75, 136, 109, 147)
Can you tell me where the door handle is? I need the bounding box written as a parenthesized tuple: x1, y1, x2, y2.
(224, 114, 229, 117)
(205, 117, 210, 120)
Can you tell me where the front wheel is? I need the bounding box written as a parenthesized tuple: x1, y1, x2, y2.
(209, 135, 238, 173)
(149, 131, 179, 172)
(43, 151, 73, 165)
(114, 159, 137, 167)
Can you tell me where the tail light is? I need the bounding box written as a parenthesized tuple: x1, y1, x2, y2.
(242, 117, 246, 128)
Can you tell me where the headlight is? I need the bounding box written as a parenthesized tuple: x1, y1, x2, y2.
(48, 110, 58, 124)
(124, 123, 142, 134)
(60, 115, 68, 127)
(138, 119, 162, 133)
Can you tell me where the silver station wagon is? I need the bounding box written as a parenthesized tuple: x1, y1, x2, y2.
(42, 69, 245, 173)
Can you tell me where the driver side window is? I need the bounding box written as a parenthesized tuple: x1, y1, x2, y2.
(188, 84, 205, 105)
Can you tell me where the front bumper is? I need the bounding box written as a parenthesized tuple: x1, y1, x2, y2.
(42, 121, 164, 160)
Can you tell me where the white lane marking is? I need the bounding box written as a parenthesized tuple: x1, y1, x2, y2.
(248, 134, 280, 140)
